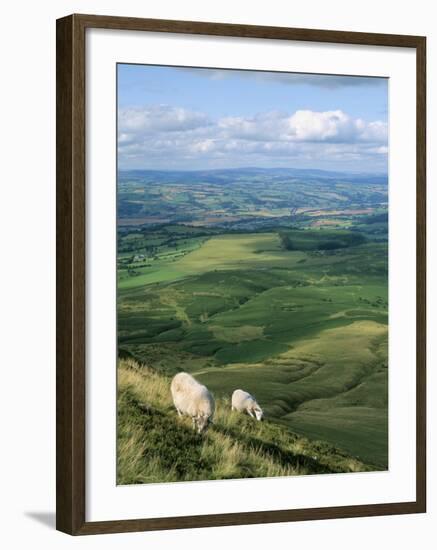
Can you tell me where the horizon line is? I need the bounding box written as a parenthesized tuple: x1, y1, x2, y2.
(117, 166, 388, 176)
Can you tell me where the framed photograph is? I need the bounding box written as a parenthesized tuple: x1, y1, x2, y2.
(56, 14, 426, 535)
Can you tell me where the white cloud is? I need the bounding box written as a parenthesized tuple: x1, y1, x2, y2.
(288, 110, 354, 141)
(359, 121, 388, 142)
(119, 105, 210, 133)
(118, 105, 388, 170)
(215, 110, 387, 144)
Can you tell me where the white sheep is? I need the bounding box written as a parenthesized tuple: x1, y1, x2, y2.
(231, 389, 264, 421)
(170, 372, 215, 433)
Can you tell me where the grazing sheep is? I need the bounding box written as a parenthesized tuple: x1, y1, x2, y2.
(231, 389, 264, 421)
(170, 372, 215, 433)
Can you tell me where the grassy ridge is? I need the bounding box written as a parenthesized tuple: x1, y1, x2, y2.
(117, 359, 375, 485)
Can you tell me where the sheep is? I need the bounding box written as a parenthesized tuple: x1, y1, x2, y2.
(231, 389, 264, 421)
(170, 372, 215, 433)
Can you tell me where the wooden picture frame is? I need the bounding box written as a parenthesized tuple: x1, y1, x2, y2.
(56, 13, 426, 535)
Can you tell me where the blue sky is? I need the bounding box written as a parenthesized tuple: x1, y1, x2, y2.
(117, 64, 388, 173)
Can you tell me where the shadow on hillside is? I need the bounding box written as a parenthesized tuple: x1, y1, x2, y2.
(213, 424, 332, 474)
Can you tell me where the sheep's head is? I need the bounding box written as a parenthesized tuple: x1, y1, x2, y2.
(196, 414, 211, 434)
(254, 407, 264, 421)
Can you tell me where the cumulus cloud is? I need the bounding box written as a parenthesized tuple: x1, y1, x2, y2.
(218, 110, 387, 144)
(288, 110, 355, 141)
(119, 105, 211, 133)
(118, 105, 388, 170)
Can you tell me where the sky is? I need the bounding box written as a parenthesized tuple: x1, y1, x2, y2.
(117, 64, 388, 173)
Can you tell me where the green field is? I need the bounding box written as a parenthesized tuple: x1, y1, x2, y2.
(118, 193, 388, 472)
(117, 359, 374, 484)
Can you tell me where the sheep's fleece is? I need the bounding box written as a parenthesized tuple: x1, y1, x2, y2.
(171, 372, 215, 433)
(231, 389, 263, 420)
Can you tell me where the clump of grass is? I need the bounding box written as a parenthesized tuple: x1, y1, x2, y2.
(117, 359, 374, 485)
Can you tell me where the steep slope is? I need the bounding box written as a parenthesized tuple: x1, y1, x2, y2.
(117, 359, 375, 485)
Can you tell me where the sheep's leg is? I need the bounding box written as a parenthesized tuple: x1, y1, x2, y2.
(247, 409, 255, 418)
(176, 408, 182, 417)
(192, 416, 197, 430)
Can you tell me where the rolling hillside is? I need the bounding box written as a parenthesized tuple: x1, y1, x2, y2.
(116, 169, 388, 475)
(117, 358, 376, 485)
(118, 229, 388, 468)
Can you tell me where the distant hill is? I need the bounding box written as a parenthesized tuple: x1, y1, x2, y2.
(117, 358, 375, 485)
(118, 167, 388, 186)
(117, 167, 388, 228)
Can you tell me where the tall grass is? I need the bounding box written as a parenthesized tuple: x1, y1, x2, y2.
(117, 359, 373, 485)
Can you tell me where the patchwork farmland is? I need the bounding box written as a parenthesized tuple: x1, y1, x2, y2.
(117, 168, 389, 481)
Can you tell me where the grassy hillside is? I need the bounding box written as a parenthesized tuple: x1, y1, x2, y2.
(116, 167, 389, 481)
(117, 358, 376, 485)
(196, 320, 388, 467)
(118, 227, 388, 467)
